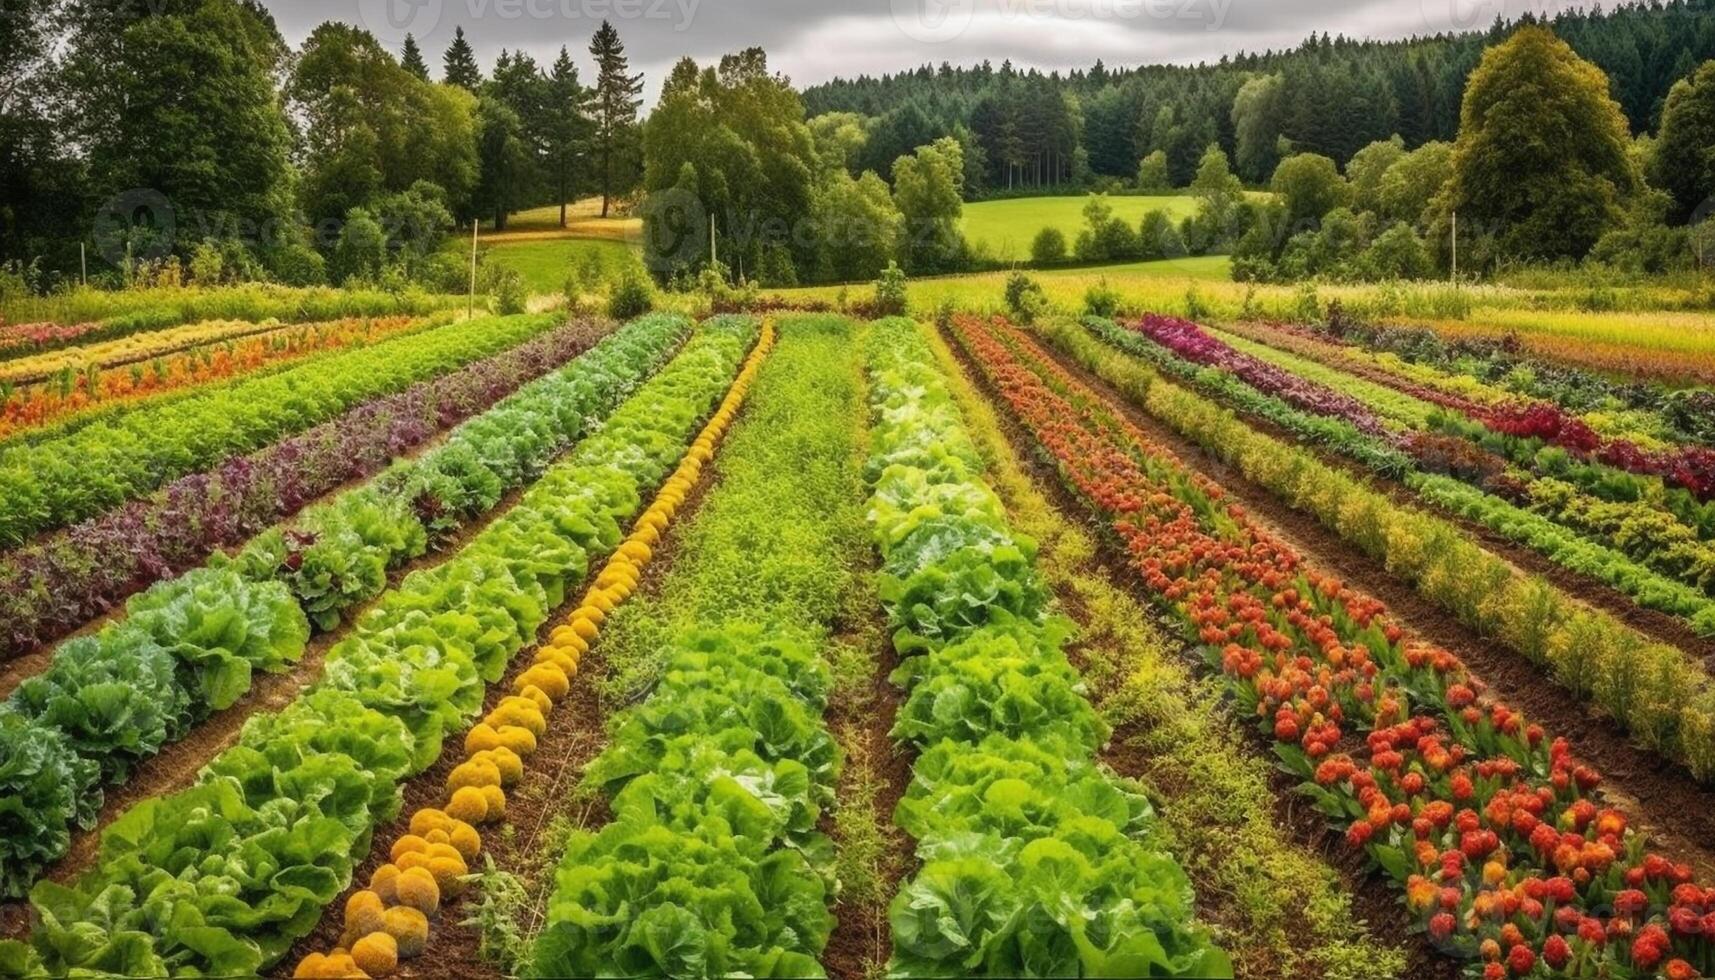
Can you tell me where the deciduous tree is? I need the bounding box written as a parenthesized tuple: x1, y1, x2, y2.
(1439, 25, 1637, 262)
(1652, 60, 1715, 225)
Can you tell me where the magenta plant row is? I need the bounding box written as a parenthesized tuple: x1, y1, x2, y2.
(1132, 315, 1393, 437)
(0, 320, 608, 660)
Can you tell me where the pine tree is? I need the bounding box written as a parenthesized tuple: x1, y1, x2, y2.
(588, 20, 643, 218)
(443, 26, 481, 91)
(546, 47, 592, 227)
(400, 33, 428, 81)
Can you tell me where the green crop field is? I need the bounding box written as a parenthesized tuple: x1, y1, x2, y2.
(13, 5, 1715, 979)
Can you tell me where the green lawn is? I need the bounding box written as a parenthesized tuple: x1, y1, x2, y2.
(763, 254, 1234, 313)
(481, 238, 635, 295)
(961, 195, 1203, 262)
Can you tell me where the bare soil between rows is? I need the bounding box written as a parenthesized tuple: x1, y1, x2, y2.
(821, 557, 912, 979)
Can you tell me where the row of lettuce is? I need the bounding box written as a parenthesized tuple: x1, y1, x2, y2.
(864, 318, 1230, 977)
(0, 313, 694, 899)
(953, 313, 1713, 979)
(1038, 316, 1715, 782)
(1085, 314, 1715, 637)
(0, 318, 610, 660)
(0, 314, 758, 977)
(0, 311, 564, 550)
(529, 317, 850, 977)
(921, 324, 1410, 976)
(525, 318, 1228, 977)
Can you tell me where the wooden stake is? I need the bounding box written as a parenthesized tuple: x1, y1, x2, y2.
(1451, 211, 1458, 286)
(468, 219, 478, 319)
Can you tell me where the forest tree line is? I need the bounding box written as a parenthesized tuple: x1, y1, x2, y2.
(803, 1, 1715, 192)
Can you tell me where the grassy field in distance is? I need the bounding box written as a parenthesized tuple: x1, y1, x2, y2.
(482, 237, 634, 295)
(961, 194, 1201, 261)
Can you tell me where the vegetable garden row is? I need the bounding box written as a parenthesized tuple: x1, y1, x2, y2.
(1034, 315, 1715, 781)
(0, 315, 442, 443)
(0, 286, 464, 363)
(2, 299, 1713, 979)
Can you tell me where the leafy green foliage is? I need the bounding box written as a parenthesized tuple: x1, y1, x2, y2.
(891, 738, 1223, 976)
(862, 318, 1227, 977)
(891, 623, 1107, 752)
(0, 713, 99, 899)
(9, 631, 191, 784)
(535, 318, 866, 977)
(3, 318, 759, 970)
(536, 631, 838, 979)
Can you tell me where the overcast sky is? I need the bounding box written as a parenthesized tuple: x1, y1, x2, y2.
(266, 0, 1547, 103)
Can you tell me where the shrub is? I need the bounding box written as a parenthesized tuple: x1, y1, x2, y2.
(1030, 227, 1068, 265)
(332, 208, 387, 285)
(188, 242, 225, 285)
(1139, 210, 1187, 261)
(1083, 278, 1121, 318)
(874, 261, 908, 316)
(265, 242, 328, 287)
(417, 250, 468, 293)
(607, 265, 654, 320)
(1358, 222, 1435, 280)
(478, 265, 527, 315)
(1004, 271, 1048, 324)
(1074, 195, 1141, 263)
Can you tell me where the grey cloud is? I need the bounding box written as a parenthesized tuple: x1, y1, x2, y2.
(264, 0, 1457, 104)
